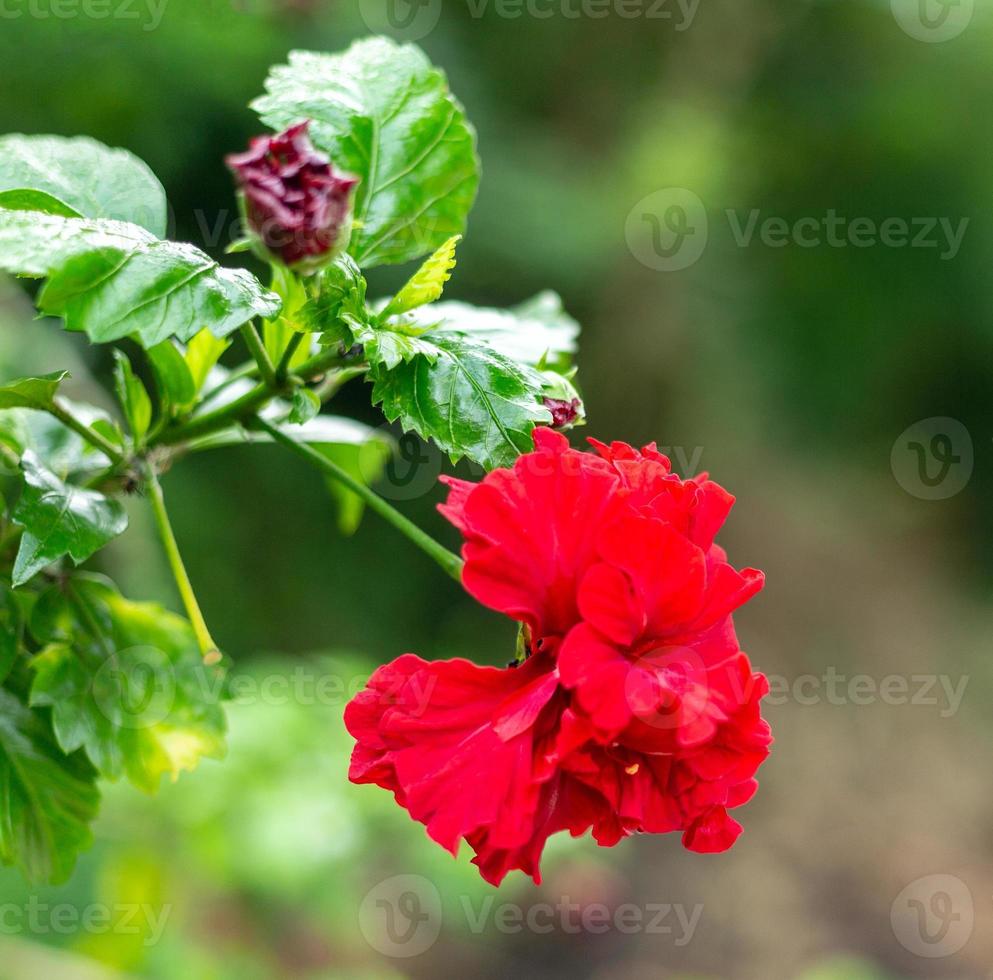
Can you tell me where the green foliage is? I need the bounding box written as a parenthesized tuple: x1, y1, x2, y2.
(411, 291, 580, 369)
(0, 134, 168, 235)
(381, 234, 461, 318)
(112, 351, 152, 444)
(29, 577, 226, 794)
(147, 341, 197, 419)
(184, 329, 230, 395)
(253, 37, 481, 268)
(11, 452, 128, 588)
(0, 208, 280, 347)
(0, 372, 69, 412)
(0, 686, 100, 885)
(369, 334, 552, 469)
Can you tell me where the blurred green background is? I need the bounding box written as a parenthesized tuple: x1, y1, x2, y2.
(2, 0, 993, 977)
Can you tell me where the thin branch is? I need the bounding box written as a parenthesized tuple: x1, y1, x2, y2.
(143, 461, 221, 664)
(239, 322, 278, 389)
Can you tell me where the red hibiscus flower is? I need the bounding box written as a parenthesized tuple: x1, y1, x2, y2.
(345, 430, 772, 885)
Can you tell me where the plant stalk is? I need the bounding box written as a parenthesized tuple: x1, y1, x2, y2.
(157, 346, 349, 447)
(143, 461, 221, 663)
(239, 322, 278, 389)
(47, 402, 125, 466)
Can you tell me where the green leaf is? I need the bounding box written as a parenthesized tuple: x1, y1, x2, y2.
(263, 266, 312, 369)
(381, 235, 460, 319)
(400, 291, 580, 369)
(362, 328, 438, 372)
(11, 451, 129, 587)
(253, 38, 481, 268)
(28, 578, 227, 794)
(0, 134, 168, 236)
(0, 371, 69, 411)
(0, 686, 100, 885)
(288, 388, 321, 426)
(302, 254, 370, 347)
(112, 350, 152, 444)
(184, 329, 231, 394)
(147, 341, 197, 417)
(0, 208, 281, 348)
(0, 404, 112, 479)
(368, 334, 551, 470)
(0, 189, 81, 217)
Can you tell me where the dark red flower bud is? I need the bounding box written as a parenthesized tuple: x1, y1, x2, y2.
(543, 396, 582, 431)
(226, 121, 358, 273)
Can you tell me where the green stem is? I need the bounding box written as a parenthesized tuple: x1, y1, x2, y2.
(143, 461, 221, 663)
(158, 380, 276, 446)
(157, 346, 348, 447)
(47, 402, 125, 466)
(239, 322, 277, 389)
(276, 333, 305, 382)
(251, 416, 464, 583)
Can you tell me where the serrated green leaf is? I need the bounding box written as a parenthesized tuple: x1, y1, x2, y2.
(381, 235, 460, 319)
(369, 335, 551, 470)
(147, 340, 197, 417)
(0, 208, 281, 348)
(400, 291, 580, 368)
(0, 686, 99, 885)
(11, 452, 128, 587)
(28, 578, 226, 794)
(0, 133, 168, 235)
(361, 329, 439, 372)
(112, 350, 152, 444)
(288, 388, 321, 426)
(253, 38, 480, 268)
(0, 371, 69, 411)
